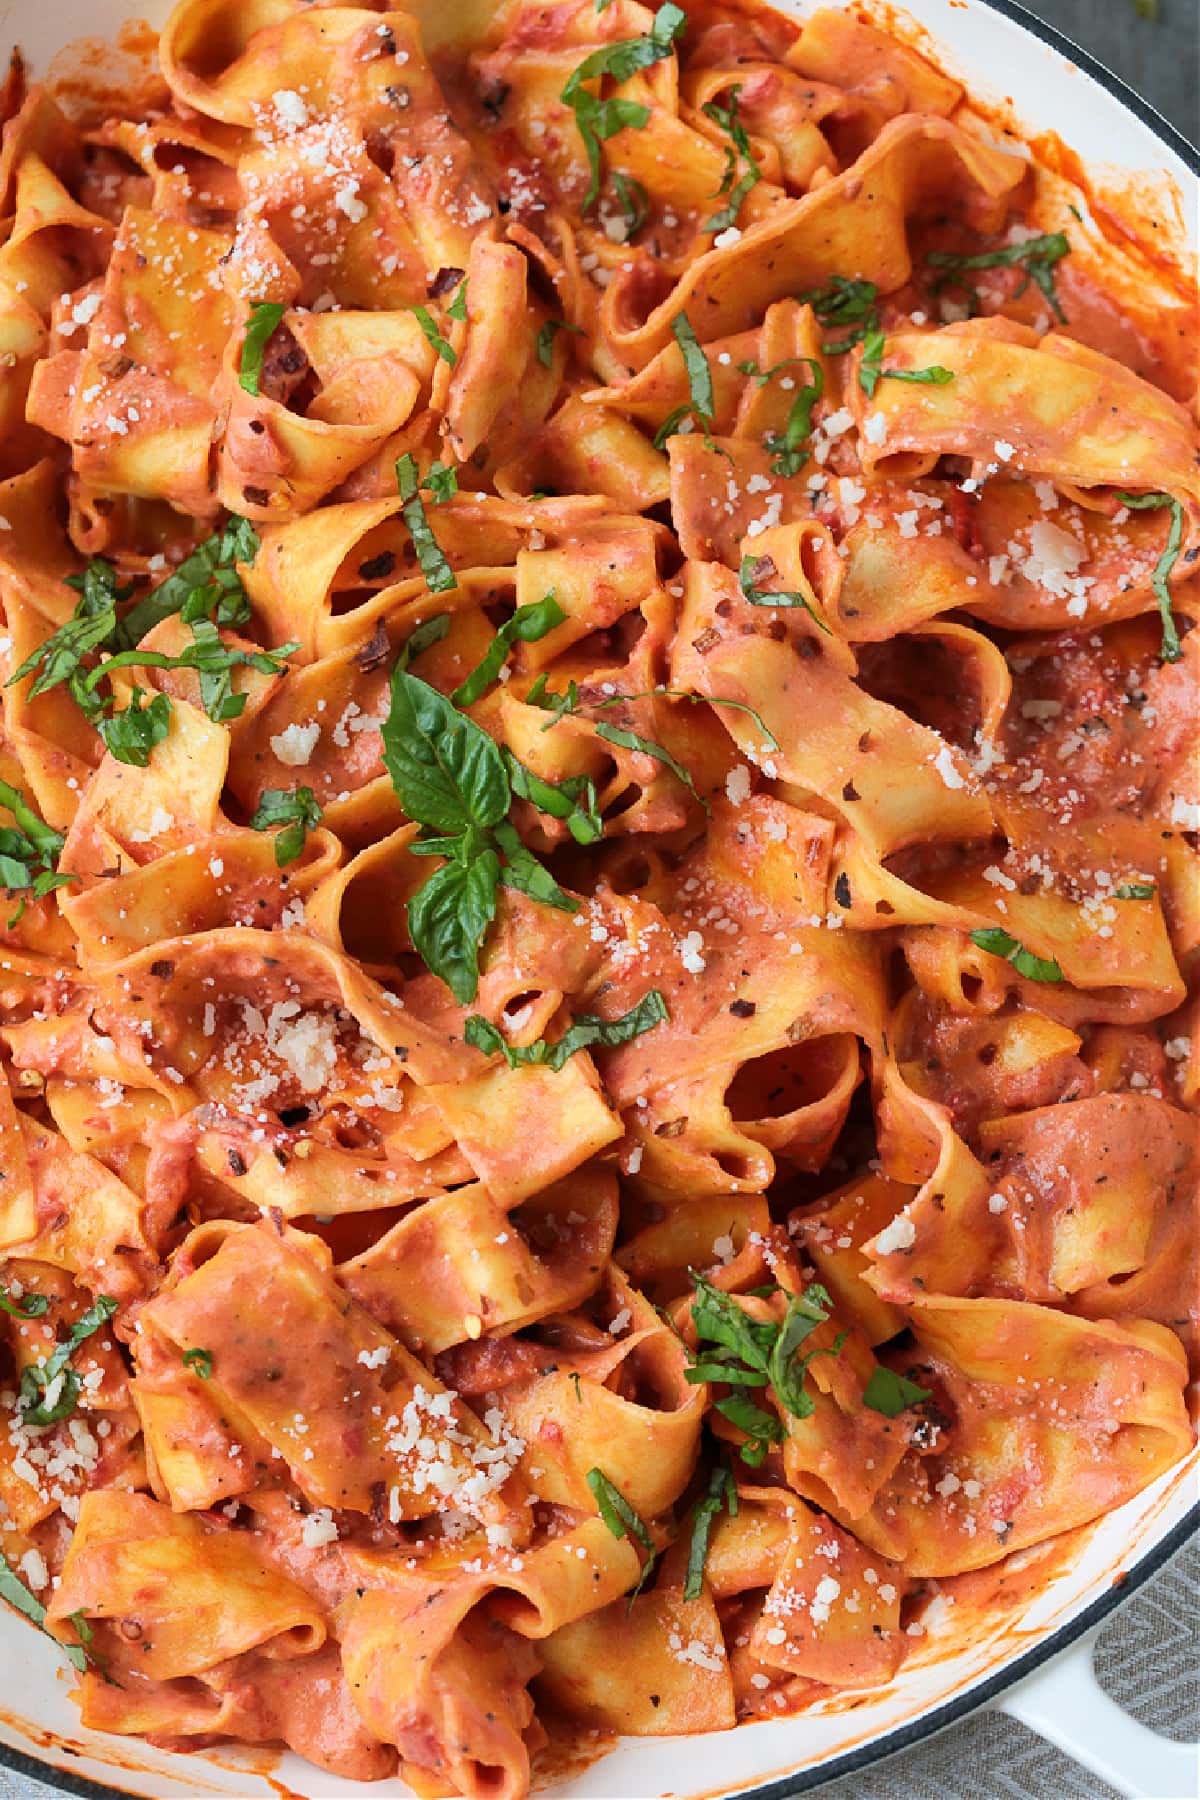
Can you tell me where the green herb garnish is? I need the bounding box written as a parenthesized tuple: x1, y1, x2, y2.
(464, 989, 668, 1071)
(969, 926, 1063, 984)
(560, 3, 687, 211)
(536, 318, 583, 367)
(182, 1348, 214, 1379)
(239, 302, 286, 396)
(687, 1276, 844, 1465)
(411, 306, 457, 366)
(396, 454, 457, 594)
(18, 1295, 118, 1428)
(587, 1466, 657, 1599)
(738, 555, 830, 633)
(1115, 491, 1184, 663)
(249, 787, 323, 866)
(702, 85, 760, 233)
(0, 780, 72, 920)
(862, 1367, 932, 1417)
(926, 231, 1070, 323)
(451, 595, 566, 708)
(0, 1284, 49, 1320)
(858, 329, 953, 400)
(684, 1464, 737, 1601)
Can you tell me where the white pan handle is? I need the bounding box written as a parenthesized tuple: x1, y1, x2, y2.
(996, 1625, 1199, 1799)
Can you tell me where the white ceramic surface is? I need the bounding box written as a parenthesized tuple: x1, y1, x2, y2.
(0, 3, 1195, 1796)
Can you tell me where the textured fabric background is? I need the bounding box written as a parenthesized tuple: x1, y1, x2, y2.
(0, 2, 1196, 1797)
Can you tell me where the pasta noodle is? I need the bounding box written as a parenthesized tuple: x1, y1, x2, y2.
(0, 1, 1195, 1794)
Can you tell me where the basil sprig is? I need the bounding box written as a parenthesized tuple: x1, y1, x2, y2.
(748, 356, 824, 476)
(561, 3, 687, 210)
(1115, 491, 1184, 663)
(381, 666, 582, 1002)
(249, 786, 323, 866)
(18, 1295, 118, 1427)
(702, 85, 761, 233)
(687, 1276, 845, 1466)
(412, 305, 457, 367)
(858, 329, 954, 401)
(464, 989, 668, 1071)
(587, 1466, 657, 1600)
(0, 780, 73, 919)
(238, 301, 285, 396)
(96, 689, 171, 768)
(927, 231, 1070, 323)
(969, 926, 1063, 984)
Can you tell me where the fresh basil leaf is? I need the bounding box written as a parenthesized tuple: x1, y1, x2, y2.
(96, 689, 171, 767)
(0, 1283, 49, 1319)
(883, 364, 954, 387)
(0, 1550, 86, 1673)
(797, 276, 881, 352)
(0, 780, 64, 866)
(249, 786, 322, 866)
(446, 278, 469, 322)
(768, 1290, 843, 1421)
(927, 231, 1070, 323)
(684, 1465, 736, 1601)
(586, 1466, 656, 1598)
(702, 85, 761, 232)
(739, 554, 830, 634)
(506, 754, 603, 845)
(19, 1294, 118, 1427)
(465, 988, 667, 1072)
(9, 564, 125, 700)
(862, 1366, 932, 1418)
(1114, 882, 1155, 900)
(714, 1393, 784, 1456)
(536, 318, 583, 367)
(383, 665, 511, 836)
(182, 1347, 214, 1380)
(424, 462, 459, 504)
(1115, 491, 1183, 662)
(691, 1275, 776, 1371)
(412, 305, 457, 366)
(396, 454, 457, 594)
(451, 594, 567, 708)
(858, 328, 885, 399)
(408, 848, 501, 1005)
(969, 926, 1063, 984)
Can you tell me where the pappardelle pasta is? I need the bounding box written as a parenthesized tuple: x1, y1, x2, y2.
(0, 1, 1195, 1794)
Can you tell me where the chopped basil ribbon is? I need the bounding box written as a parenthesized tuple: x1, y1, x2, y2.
(672, 311, 716, 428)
(687, 1276, 844, 1466)
(926, 231, 1070, 323)
(0, 1283, 49, 1319)
(560, 2, 687, 210)
(536, 318, 583, 367)
(182, 1348, 214, 1380)
(586, 1467, 657, 1599)
(796, 276, 880, 352)
(451, 594, 566, 708)
(755, 356, 823, 476)
(684, 1465, 737, 1601)
(396, 614, 451, 671)
(381, 663, 582, 1002)
(0, 1552, 88, 1674)
(238, 301, 286, 396)
(1115, 881, 1156, 900)
(411, 305, 457, 366)
(464, 989, 668, 1071)
(969, 926, 1063, 984)
(610, 169, 650, 238)
(396, 454, 457, 594)
(249, 786, 323, 866)
(739, 554, 830, 634)
(118, 516, 260, 646)
(0, 779, 73, 920)
(702, 85, 761, 233)
(72, 625, 296, 729)
(446, 278, 469, 322)
(505, 755, 603, 845)
(423, 461, 459, 504)
(862, 1367, 932, 1417)
(858, 329, 954, 400)
(1115, 491, 1184, 663)
(18, 1295, 118, 1428)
